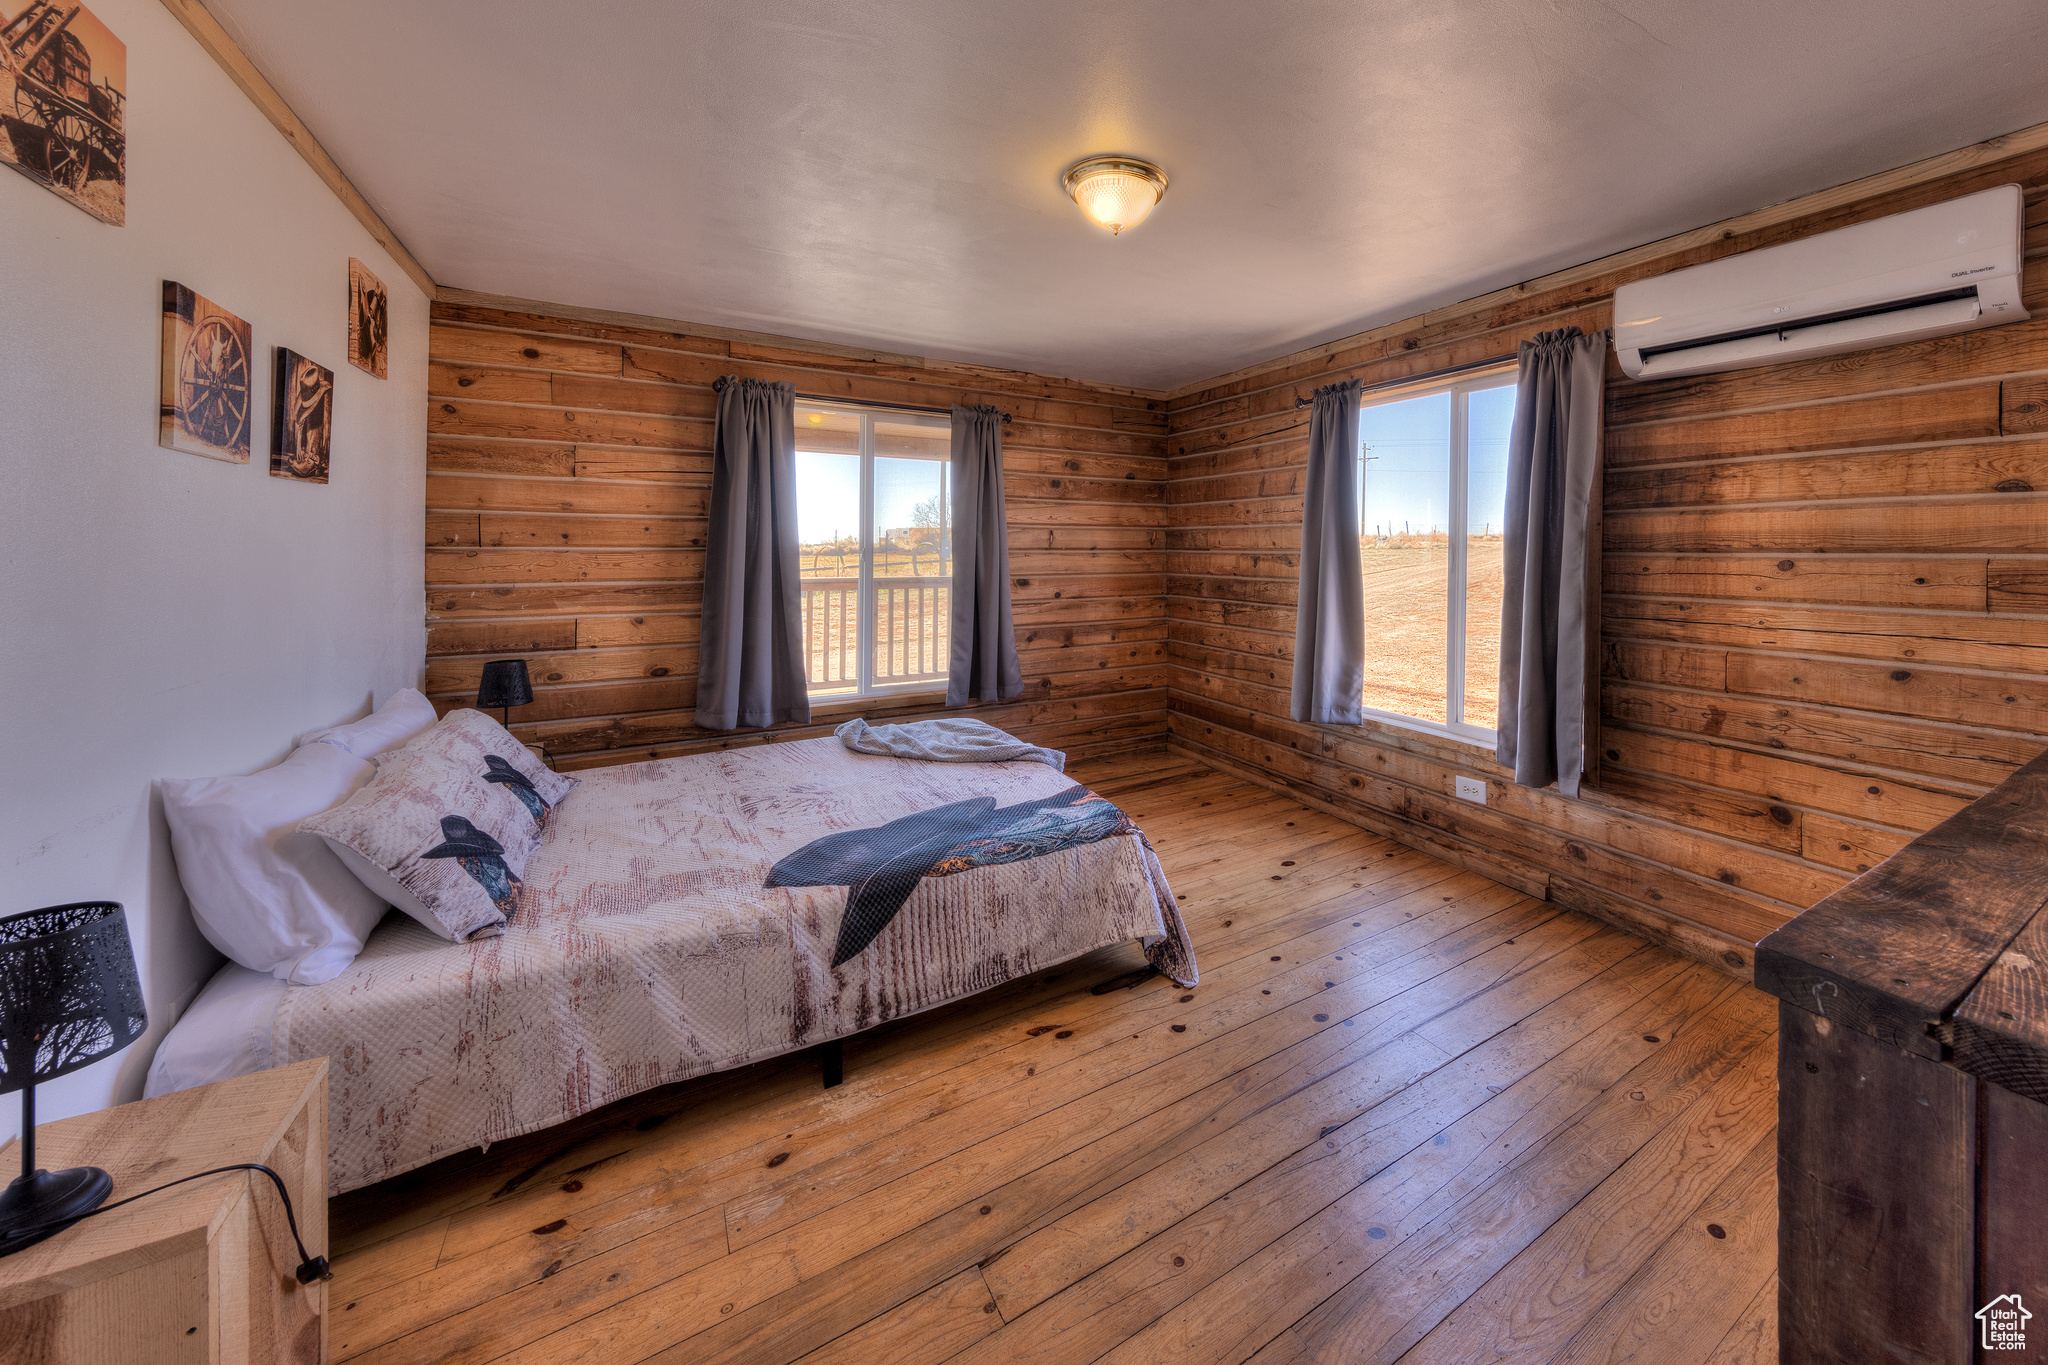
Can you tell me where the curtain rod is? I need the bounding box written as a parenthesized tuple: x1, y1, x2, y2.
(1291, 353, 1518, 409)
(797, 393, 1011, 423)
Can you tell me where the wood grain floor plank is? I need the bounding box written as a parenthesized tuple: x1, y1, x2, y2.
(1543, 1131, 1779, 1365)
(325, 1218, 446, 1309)
(987, 949, 1695, 1365)
(725, 890, 1567, 1255)
(324, 754, 1786, 1365)
(532, 896, 1566, 1365)
(983, 933, 1683, 1321)
(954, 946, 1691, 1365)
(789, 1267, 1002, 1365)
(1282, 1024, 1778, 1365)
(973, 902, 1579, 1260)
(333, 1184, 721, 1359)
(341, 1205, 765, 1365)
(1396, 1047, 1776, 1364)
(1091, 974, 1765, 1365)
(718, 882, 1549, 1252)
(1700, 1274, 1780, 1365)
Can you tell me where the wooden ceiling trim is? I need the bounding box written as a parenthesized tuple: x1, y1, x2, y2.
(434, 290, 1175, 405)
(157, 0, 434, 297)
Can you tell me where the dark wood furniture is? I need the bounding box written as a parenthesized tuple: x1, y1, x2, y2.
(1757, 749, 2048, 1365)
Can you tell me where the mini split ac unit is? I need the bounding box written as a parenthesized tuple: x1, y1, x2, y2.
(1613, 183, 2029, 381)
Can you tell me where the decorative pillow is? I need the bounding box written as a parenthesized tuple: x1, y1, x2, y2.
(297, 687, 438, 758)
(162, 741, 392, 985)
(299, 747, 544, 943)
(404, 709, 577, 835)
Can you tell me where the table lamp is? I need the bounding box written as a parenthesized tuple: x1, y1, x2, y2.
(476, 659, 534, 729)
(0, 902, 147, 1255)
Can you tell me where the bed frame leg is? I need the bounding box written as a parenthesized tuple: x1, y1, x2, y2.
(822, 1039, 844, 1089)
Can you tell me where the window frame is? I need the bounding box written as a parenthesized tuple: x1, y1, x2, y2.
(1355, 365, 1518, 750)
(794, 399, 953, 702)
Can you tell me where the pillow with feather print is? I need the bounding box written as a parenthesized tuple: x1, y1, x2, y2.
(299, 714, 576, 942)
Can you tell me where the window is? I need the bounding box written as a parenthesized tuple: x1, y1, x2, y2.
(795, 401, 953, 699)
(1357, 370, 1517, 744)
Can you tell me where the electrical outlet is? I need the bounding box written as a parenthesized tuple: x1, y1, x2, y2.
(1454, 776, 1487, 804)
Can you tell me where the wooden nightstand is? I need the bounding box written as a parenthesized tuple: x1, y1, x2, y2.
(0, 1059, 328, 1364)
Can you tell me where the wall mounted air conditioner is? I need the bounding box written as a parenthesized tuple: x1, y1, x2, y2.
(1613, 184, 2029, 381)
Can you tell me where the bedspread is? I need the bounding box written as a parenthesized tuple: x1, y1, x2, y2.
(272, 738, 1194, 1192)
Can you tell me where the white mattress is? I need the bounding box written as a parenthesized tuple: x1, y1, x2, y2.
(144, 960, 289, 1099)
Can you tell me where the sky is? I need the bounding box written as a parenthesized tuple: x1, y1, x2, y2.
(796, 452, 946, 545)
(1359, 383, 1516, 537)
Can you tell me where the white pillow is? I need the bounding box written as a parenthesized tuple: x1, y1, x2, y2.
(162, 742, 393, 985)
(144, 962, 285, 1098)
(298, 687, 438, 758)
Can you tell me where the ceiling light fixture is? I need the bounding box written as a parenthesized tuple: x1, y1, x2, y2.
(1063, 156, 1168, 235)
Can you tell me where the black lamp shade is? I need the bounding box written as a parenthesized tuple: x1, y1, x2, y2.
(0, 902, 145, 1096)
(0, 902, 145, 1255)
(476, 659, 534, 711)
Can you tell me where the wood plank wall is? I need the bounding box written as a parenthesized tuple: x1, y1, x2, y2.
(1162, 151, 2048, 978)
(421, 303, 1170, 771)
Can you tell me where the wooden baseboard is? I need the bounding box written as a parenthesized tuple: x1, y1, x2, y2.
(1547, 876, 1755, 983)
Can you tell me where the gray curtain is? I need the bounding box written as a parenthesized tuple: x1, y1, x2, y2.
(1291, 379, 1366, 725)
(1498, 327, 1610, 797)
(695, 376, 810, 731)
(946, 404, 1023, 707)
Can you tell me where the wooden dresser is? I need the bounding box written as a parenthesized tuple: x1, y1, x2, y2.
(1757, 751, 2048, 1365)
(0, 1059, 328, 1364)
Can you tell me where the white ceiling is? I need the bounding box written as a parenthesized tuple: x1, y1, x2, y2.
(209, 0, 2048, 392)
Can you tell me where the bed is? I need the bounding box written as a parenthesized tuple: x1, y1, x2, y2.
(148, 736, 1196, 1193)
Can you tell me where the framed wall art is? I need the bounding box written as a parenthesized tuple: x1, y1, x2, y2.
(0, 1, 125, 224)
(347, 257, 387, 378)
(272, 348, 333, 483)
(160, 282, 253, 463)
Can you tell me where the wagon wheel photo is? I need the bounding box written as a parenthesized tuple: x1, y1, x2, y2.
(177, 317, 251, 451)
(13, 88, 89, 193)
(84, 122, 124, 180)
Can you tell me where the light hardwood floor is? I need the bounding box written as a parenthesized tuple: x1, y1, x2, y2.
(328, 748, 1779, 1365)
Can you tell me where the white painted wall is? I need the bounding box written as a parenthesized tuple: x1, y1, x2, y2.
(0, 0, 427, 1137)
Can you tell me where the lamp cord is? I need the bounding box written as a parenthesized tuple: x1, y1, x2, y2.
(1, 1163, 331, 1284)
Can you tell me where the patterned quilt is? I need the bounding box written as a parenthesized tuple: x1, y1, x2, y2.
(273, 738, 1195, 1192)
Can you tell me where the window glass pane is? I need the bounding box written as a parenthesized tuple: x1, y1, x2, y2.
(874, 415, 950, 460)
(872, 449, 949, 686)
(797, 406, 861, 696)
(1359, 391, 1451, 726)
(1462, 384, 1516, 732)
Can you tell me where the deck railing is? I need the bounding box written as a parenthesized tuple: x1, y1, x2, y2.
(800, 575, 950, 689)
